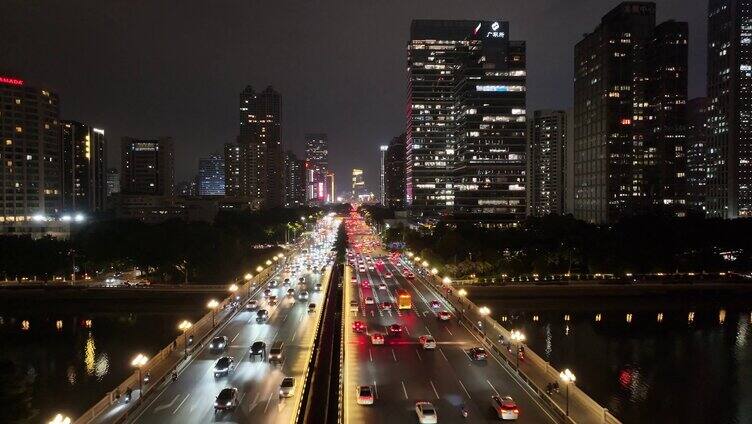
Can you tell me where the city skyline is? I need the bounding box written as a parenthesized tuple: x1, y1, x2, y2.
(1, 0, 707, 192)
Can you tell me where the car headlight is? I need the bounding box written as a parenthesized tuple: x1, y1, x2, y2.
(279, 390, 284, 395)
(226, 401, 232, 406)
(214, 402, 219, 406)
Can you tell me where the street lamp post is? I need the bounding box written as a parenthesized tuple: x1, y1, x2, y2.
(560, 368, 576, 416)
(207, 299, 219, 326)
(178, 320, 192, 356)
(510, 329, 526, 369)
(131, 353, 148, 394)
(228, 283, 239, 302)
(244, 273, 253, 296)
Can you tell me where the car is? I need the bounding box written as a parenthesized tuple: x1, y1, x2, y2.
(314, 283, 322, 291)
(269, 280, 279, 288)
(268, 295, 278, 305)
(287, 288, 296, 297)
(492, 395, 520, 420)
(406, 273, 415, 279)
(349, 300, 359, 313)
(368, 265, 375, 270)
(361, 280, 370, 289)
(256, 309, 269, 322)
(279, 377, 296, 398)
(388, 324, 402, 336)
(213, 356, 234, 377)
(438, 311, 452, 321)
(299, 277, 306, 283)
(419, 335, 436, 350)
(214, 387, 238, 412)
(379, 302, 391, 310)
(468, 347, 487, 361)
(209, 336, 228, 353)
(298, 290, 309, 301)
(283, 278, 290, 286)
(308, 303, 316, 313)
(429, 300, 441, 309)
(249, 340, 266, 360)
(370, 332, 385, 345)
(415, 401, 438, 424)
(246, 300, 259, 310)
(359, 267, 366, 272)
(350, 276, 358, 283)
(269, 341, 284, 363)
(364, 296, 375, 305)
(378, 283, 388, 290)
(356, 385, 374, 405)
(352, 320, 366, 333)
(384, 272, 393, 279)
(263, 289, 272, 298)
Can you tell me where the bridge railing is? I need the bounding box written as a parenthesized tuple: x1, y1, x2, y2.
(73, 265, 278, 424)
(416, 271, 621, 424)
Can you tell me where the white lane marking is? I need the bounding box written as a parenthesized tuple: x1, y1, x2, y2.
(154, 394, 180, 413)
(291, 328, 297, 343)
(172, 393, 190, 415)
(373, 380, 379, 399)
(189, 402, 196, 413)
(401, 381, 408, 399)
(458, 379, 472, 400)
(404, 325, 411, 336)
(231, 332, 240, 343)
(239, 392, 246, 403)
(391, 349, 398, 362)
(283, 313, 289, 322)
(445, 327, 454, 336)
(369, 349, 373, 362)
(415, 348, 422, 361)
(487, 379, 501, 396)
(439, 347, 449, 361)
(264, 391, 274, 413)
(430, 380, 440, 399)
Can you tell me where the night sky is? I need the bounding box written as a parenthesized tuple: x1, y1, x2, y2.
(1, 0, 707, 193)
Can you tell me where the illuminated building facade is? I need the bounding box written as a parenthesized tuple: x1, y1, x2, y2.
(305, 133, 329, 203)
(384, 133, 406, 209)
(325, 171, 335, 203)
(120, 137, 174, 196)
(0, 75, 63, 233)
(61, 121, 106, 212)
(527, 110, 568, 216)
(224, 143, 241, 196)
(284, 150, 306, 207)
(352, 168, 366, 200)
(687, 98, 710, 213)
(706, 0, 752, 217)
(198, 154, 225, 196)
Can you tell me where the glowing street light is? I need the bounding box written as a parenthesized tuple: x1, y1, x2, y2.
(415, 256, 421, 262)
(422, 261, 429, 268)
(131, 353, 148, 393)
(510, 329, 526, 368)
(406, 252, 414, 258)
(256, 265, 264, 273)
(178, 320, 192, 356)
(560, 368, 577, 416)
(479, 306, 491, 316)
(458, 288, 467, 297)
(228, 284, 238, 293)
(244, 273, 253, 281)
(430, 267, 439, 275)
(49, 414, 71, 424)
(207, 299, 219, 326)
(273, 256, 279, 261)
(265, 260, 272, 266)
(443, 276, 452, 284)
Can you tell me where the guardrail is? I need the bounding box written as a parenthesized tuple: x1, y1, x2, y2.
(73, 265, 278, 424)
(415, 270, 622, 424)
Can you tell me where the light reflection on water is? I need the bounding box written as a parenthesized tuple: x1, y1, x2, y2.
(480, 299, 752, 424)
(0, 311, 201, 421)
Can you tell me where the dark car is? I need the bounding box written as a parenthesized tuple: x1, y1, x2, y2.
(468, 347, 487, 361)
(388, 324, 402, 336)
(250, 340, 266, 360)
(209, 336, 228, 353)
(256, 309, 269, 323)
(214, 387, 238, 412)
(213, 356, 234, 377)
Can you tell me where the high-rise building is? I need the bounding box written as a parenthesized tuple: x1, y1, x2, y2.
(305, 133, 329, 203)
(325, 171, 336, 203)
(527, 110, 568, 216)
(224, 143, 241, 196)
(687, 98, 710, 214)
(379, 145, 388, 205)
(384, 133, 406, 209)
(452, 21, 527, 223)
(106, 168, 120, 196)
(0, 75, 62, 234)
(705, 0, 752, 217)
(120, 137, 174, 196)
(407, 20, 528, 223)
(283, 150, 306, 207)
(198, 154, 225, 196)
(352, 168, 366, 200)
(237, 86, 283, 208)
(573, 2, 688, 223)
(61, 121, 106, 213)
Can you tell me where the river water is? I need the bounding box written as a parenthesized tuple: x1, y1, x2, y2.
(0, 303, 205, 423)
(475, 294, 752, 424)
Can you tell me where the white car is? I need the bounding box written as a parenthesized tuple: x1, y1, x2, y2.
(349, 300, 359, 313)
(356, 385, 374, 405)
(279, 377, 296, 398)
(378, 283, 388, 290)
(415, 401, 438, 424)
(419, 335, 436, 350)
(370, 332, 385, 345)
(364, 296, 375, 305)
(492, 395, 519, 420)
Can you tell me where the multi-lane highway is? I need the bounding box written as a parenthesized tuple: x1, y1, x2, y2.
(343, 213, 558, 423)
(122, 218, 339, 424)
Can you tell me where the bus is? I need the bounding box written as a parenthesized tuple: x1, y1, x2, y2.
(396, 288, 412, 310)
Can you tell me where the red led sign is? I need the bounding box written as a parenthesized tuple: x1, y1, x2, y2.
(0, 76, 24, 86)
